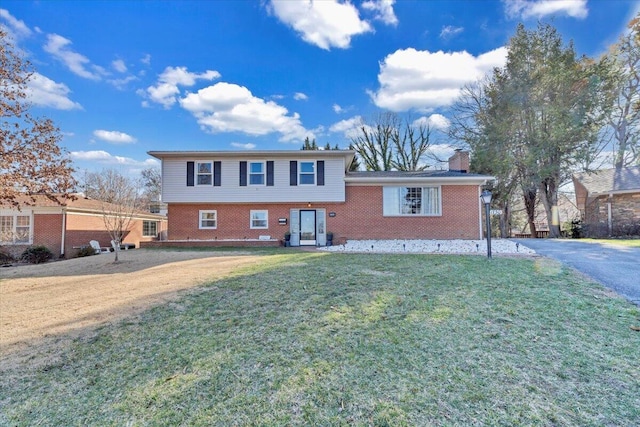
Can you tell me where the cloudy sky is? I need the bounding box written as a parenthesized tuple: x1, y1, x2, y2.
(2, 0, 639, 175)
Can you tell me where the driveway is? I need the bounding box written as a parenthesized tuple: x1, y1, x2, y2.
(515, 239, 640, 305)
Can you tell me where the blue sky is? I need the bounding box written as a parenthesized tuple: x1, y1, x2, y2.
(2, 0, 639, 177)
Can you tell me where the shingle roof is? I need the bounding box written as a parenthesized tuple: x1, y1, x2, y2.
(573, 166, 640, 195)
(347, 170, 488, 178)
(4, 194, 165, 219)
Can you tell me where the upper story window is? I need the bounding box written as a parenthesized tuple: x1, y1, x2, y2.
(299, 162, 315, 185)
(199, 210, 217, 229)
(197, 162, 213, 185)
(249, 162, 265, 185)
(0, 212, 32, 244)
(383, 186, 441, 216)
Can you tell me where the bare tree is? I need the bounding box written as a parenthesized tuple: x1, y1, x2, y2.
(84, 169, 140, 262)
(605, 12, 640, 169)
(350, 113, 434, 171)
(1, 29, 76, 208)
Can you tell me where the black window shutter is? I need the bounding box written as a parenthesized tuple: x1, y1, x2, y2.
(266, 161, 274, 186)
(317, 161, 325, 186)
(187, 161, 194, 187)
(213, 161, 221, 186)
(239, 161, 247, 186)
(289, 161, 297, 186)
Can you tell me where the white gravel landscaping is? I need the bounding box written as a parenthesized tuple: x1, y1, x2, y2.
(319, 239, 536, 255)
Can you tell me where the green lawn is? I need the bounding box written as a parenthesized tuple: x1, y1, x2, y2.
(2, 252, 639, 426)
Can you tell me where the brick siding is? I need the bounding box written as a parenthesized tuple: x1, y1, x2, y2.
(583, 193, 640, 236)
(167, 184, 481, 242)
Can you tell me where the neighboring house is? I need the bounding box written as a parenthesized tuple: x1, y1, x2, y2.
(0, 194, 168, 258)
(573, 166, 640, 237)
(148, 149, 493, 246)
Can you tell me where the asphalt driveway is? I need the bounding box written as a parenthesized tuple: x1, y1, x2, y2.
(515, 239, 640, 305)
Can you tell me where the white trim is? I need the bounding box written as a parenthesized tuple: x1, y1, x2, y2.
(298, 161, 316, 186)
(61, 210, 66, 256)
(199, 210, 217, 229)
(382, 186, 442, 217)
(478, 186, 483, 240)
(0, 210, 33, 245)
(195, 160, 214, 186)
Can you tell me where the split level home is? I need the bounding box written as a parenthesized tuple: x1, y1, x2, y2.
(573, 165, 640, 237)
(0, 195, 167, 258)
(147, 149, 494, 247)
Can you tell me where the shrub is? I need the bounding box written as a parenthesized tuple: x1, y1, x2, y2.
(0, 250, 15, 265)
(21, 245, 53, 264)
(76, 246, 96, 258)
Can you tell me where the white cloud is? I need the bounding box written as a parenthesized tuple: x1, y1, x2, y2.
(412, 114, 451, 131)
(71, 150, 159, 168)
(112, 59, 127, 73)
(180, 82, 313, 142)
(440, 25, 464, 39)
(145, 66, 221, 109)
(504, 0, 588, 19)
(93, 130, 137, 144)
(329, 115, 365, 139)
(108, 75, 137, 90)
(333, 104, 344, 114)
(141, 54, 151, 65)
(369, 46, 508, 111)
(268, 0, 372, 50)
(43, 34, 105, 80)
(0, 8, 32, 38)
(293, 92, 308, 101)
(25, 72, 82, 110)
(361, 0, 398, 26)
(231, 142, 257, 150)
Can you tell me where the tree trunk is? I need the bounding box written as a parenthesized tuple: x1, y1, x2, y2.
(539, 180, 561, 238)
(523, 187, 537, 238)
(499, 201, 510, 238)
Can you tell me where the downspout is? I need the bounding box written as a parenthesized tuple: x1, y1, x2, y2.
(478, 186, 483, 240)
(60, 208, 67, 257)
(607, 194, 612, 236)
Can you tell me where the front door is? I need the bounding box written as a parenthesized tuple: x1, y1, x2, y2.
(299, 210, 316, 246)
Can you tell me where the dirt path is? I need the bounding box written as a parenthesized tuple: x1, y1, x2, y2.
(0, 249, 263, 369)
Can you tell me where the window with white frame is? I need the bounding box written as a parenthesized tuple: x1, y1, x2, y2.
(197, 162, 213, 185)
(199, 210, 217, 229)
(249, 162, 265, 185)
(250, 210, 268, 229)
(299, 161, 315, 185)
(383, 186, 441, 216)
(143, 220, 158, 237)
(0, 212, 32, 244)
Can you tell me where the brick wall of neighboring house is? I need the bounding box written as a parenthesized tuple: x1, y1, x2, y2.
(65, 212, 168, 257)
(167, 184, 482, 242)
(583, 193, 640, 236)
(34, 213, 64, 257)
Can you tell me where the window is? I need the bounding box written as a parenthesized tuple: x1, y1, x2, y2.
(299, 161, 315, 185)
(383, 186, 441, 216)
(0, 213, 32, 244)
(143, 221, 158, 237)
(197, 162, 213, 185)
(249, 162, 265, 185)
(250, 210, 268, 229)
(199, 210, 217, 229)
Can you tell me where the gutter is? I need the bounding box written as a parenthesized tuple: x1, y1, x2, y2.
(61, 208, 67, 257)
(345, 176, 495, 185)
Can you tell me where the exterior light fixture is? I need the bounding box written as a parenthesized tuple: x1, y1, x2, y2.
(480, 189, 492, 259)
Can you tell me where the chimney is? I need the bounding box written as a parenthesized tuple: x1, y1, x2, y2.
(448, 149, 469, 173)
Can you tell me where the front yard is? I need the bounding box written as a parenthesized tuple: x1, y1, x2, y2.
(1, 250, 639, 425)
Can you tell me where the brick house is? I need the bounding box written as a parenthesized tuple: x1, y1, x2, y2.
(148, 149, 493, 246)
(573, 166, 640, 237)
(0, 195, 167, 258)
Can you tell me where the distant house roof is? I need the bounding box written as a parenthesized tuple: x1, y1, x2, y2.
(573, 166, 640, 196)
(3, 194, 166, 220)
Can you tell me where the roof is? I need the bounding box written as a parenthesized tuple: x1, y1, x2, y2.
(148, 150, 356, 159)
(572, 166, 640, 196)
(345, 169, 494, 184)
(2, 194, 167, 220)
